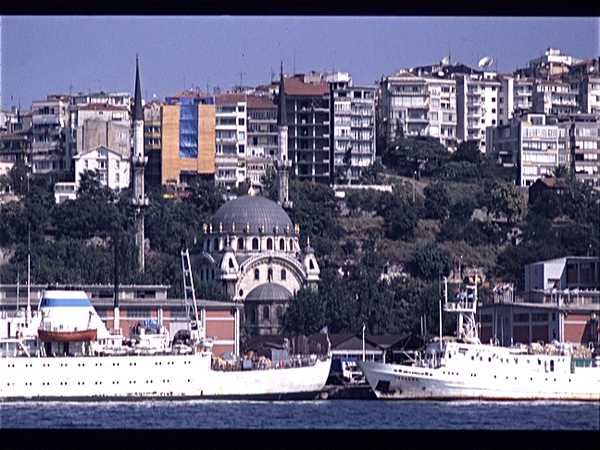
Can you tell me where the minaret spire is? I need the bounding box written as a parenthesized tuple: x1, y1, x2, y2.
(131, 54, 148, 272)
(276, 62, 292, 209)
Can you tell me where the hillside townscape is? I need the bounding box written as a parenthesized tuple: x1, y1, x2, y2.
(1, 47, 598, 347)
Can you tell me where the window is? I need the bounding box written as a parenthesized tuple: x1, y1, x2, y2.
(237, 238, 244, 250)
(238, 118, 245, 126)
(254, 269, 260, 280)
(309, 260, 315, 270)
(280, 239, 285, 251)
(229, 258, 234, 269)
(266, 238, 273, 250)
(276, 306, 283, 319)
(281, 269, 286, 281)
(263, 306, 270, 321)
(268, 268, 273, 281)
(214, 238, 219, 251)
(252, 238, 259, 250)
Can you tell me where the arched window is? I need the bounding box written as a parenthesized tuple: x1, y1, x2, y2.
(252, 238, 259, 250)
(289, 239, 293, 251)
(309, 259, 315, 270)
(268, 268, 273, 281)
(213, 238, 219, 251)
(266, 238, 273, 250)
(263, 306, 270, 321)
(276, 306, 283, 320)
(237, 238, 244, 250)
(254, 269, 260, 280)
(229, 258, 234, 269)
(279, 239, 285, 251)
(281, 269, 286, 281)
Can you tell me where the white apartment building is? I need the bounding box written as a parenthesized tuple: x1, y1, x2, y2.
(498, 75, 535, 125)
(246, 94, 278, 186)
(379, 72, 457, 150)
(75, 103, 131, 157)
(328, 72, 376, 183)
(456, 73, 501, 153)
(214, 93, 248, 189)
(73, 145, 130, 191)
(31, 95, 71, 173)
(533, 80, 579, 116)
(486, 113, 559, 187)
(568, 59, 600, 116)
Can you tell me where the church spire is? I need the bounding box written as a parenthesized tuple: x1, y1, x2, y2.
(134, 55, 143, 121)
(277, 62, 287, 126)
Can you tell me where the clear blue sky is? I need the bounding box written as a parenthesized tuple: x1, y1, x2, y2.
(2, 16, 599, 111)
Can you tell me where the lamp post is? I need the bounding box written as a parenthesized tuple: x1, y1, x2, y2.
(412, 171, 416, 202)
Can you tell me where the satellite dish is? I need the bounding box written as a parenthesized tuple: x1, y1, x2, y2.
(478, 56, 493, 69)
(441, 56, 451, 66)
(438, 70, 445, 77)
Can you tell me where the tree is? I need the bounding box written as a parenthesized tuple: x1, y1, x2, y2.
(453, 141, 481, 164)
(282, 287, 325, 335)
(410, 242, 453, 280)
(481, 179, 526, 224)
(423, 182, 450, 220)
(383, 135, 450, 177)
(260, 166, 278, 202)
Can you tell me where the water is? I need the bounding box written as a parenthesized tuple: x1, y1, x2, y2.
(1, 399, 598, 429)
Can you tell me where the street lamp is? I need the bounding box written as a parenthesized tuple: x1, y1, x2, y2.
(412, 171, 416, 202)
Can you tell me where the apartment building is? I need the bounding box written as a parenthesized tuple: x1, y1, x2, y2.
(160, 92, 216, 186)
(282, 72, 331, 184)
(497, 74, 535, 125)
(214, 93, 247, 189)
(378, 71, 457, 150)
(31, 95, 71, 174)
(532, 80, 579, 116)
(568, 58, 600, 116)
(74, 103, 130, 157)
(73, 145, 130, 191)
(555, 114, 599, 188)
(328, 72, 376, 184)
(456, 73, 501, 153)
(246, 94, 278, 186)
(486, 113, 559, 187)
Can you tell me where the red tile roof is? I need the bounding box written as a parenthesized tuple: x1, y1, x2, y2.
(215, 93, 246, 105)
(247, 95, 276, 109)
(283, 76, 330, 97)
(78, 103, 128, 112)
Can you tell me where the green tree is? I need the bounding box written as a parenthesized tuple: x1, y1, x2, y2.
(453, 141, 481, 164)
(410, 242, 453, 280)
(481, 179, 526, 224)
(423, 181, 450, 220)
(383, 135, 450, 177)
(260, 166, 279, 202)
(283, 287, 325, 335)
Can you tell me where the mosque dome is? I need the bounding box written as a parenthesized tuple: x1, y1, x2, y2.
(244, 283, 293, 302)
(210, 195, 294, 235)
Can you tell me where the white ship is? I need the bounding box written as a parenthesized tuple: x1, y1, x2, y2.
(0, 290, 331, 401)
(357, 280, 600, 401)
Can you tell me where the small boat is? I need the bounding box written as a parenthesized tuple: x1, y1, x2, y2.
(38, 328, 97, 343)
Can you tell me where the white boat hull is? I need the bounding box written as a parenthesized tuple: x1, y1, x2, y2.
(357, 344, 600, 401)
(1, 352, 332, 401)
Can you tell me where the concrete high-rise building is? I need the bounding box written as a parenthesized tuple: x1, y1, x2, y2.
(328, 72, 376, 184)
(282, 72, 331, 184)
(567, 58, 600, 116)
(456, 73, 501, 153)
(555, 114, 599, 188)
(532, 80, 578, 116)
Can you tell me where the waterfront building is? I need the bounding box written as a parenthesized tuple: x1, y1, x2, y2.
(0, 284, 240, 356)
(378, 70, 457, 150)
(486, 113, 559, 187)
(456, 72, 501, 154)
(214, 93, 248, 189)
(328, 72, 376, 184)
(480, 256, 599, 347)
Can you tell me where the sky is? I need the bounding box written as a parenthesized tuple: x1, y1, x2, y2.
(1, 16, 599, 111)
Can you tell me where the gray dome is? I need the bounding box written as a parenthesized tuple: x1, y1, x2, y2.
(210, 195, 293, 235)
(245, 283, 293, 302)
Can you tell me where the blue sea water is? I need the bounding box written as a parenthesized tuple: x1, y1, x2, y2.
(1, 399, 598, 430)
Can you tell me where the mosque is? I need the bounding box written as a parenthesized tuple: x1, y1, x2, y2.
(192, 65, 320, 335)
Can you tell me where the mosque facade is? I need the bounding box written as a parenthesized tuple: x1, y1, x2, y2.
(192, 64, 320, 335)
